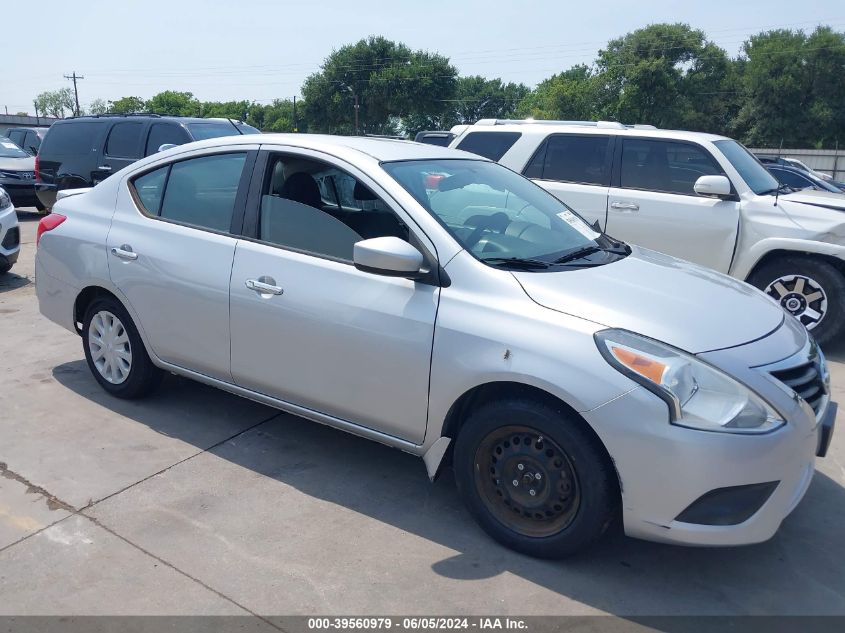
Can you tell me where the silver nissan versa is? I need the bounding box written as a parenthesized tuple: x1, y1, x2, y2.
(35, 134, 836, 557)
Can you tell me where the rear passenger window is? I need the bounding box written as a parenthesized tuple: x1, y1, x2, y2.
(456, 132, 521, 161)
(40, 122, 101, 155)
(105, 122, 144, 158)
(131, 153, 246, 233)
(145, 123, 190, 156)
(620, 139, 722, 195)
(525, 135, 611, 186)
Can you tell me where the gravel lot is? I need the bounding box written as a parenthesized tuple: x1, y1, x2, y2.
(1, 209, 844, 618)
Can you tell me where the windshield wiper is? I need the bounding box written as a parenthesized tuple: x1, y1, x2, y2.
(759, 183, 793, 196)
(552, 245, 602, 265)
(481, 256, 551, 270)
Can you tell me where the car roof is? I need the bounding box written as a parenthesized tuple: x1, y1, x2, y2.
(175, 133, 484, 162)
(456, 122, 731, 144)
(59, 115, 218, 125)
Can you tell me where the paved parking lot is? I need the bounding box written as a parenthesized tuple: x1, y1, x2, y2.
(1, 209, 844, 618)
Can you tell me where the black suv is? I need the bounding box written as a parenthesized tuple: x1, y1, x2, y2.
(35, 114, 260, 210)
(5, 127, 49, 155)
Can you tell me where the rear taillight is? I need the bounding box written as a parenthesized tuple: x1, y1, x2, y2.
(36, 213, 66, 246)
(34, 154, 41, 183)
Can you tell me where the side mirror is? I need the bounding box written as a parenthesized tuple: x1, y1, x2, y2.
(694, 175, 733, 199)
(157, 143, 178, 153)
(353, 237, 423, 277)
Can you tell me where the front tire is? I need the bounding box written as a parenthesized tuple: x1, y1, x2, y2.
(748, 256, 845, 345)
(453, 398, 618, 558)
(82, 297, 162, 399)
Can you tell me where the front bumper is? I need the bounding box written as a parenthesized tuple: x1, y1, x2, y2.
(583, 322, 834, 547)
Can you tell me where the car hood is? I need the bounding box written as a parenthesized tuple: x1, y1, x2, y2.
(779, 189, 845, 211)
(0, 156, 35, 171)
(513, 246, 784, 354)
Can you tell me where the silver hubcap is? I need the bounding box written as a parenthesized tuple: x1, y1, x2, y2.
(88, 311, 132, 384)
(764, 274, 828, 330)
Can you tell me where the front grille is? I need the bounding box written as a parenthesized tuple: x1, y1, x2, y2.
(770, 359, 826, 414)
(1, 226, 19, 249)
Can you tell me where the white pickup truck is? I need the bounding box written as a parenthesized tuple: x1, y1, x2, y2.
(440, 120, 845, 344)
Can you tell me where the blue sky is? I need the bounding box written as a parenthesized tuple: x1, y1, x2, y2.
(4, 0, 845, 114)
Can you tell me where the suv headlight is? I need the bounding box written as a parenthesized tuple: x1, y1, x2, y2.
(595, 329, 784, 434)
(0, 187, 10, 209)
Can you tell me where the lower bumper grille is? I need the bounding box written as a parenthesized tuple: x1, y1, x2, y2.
(1, 226, 19, 249)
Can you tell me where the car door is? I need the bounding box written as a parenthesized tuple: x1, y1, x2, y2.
(606, 138, 740, 272)
(522, 134, 613, 229)
(94, 121, 146, 183)
(108, 147, 258, 380)
(229, 149, 439, 444)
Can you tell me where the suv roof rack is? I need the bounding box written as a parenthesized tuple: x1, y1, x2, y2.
(473, 119, 659, 130)
(66, 112, 163, 119)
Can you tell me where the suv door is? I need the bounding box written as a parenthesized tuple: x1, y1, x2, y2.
(108, 147, 257, 380)
(607, 138, 740, 272)
(95, 121, 146, 182)
(229, 149, 439, 443)
(522, 134, 613, 229)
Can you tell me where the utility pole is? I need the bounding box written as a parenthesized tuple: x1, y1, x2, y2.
(293, 96, 298, 133)
(64, 71, 84, 116)
(353, 93, 360, 136)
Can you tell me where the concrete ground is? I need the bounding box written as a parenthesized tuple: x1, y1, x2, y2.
(1, 209, 844, 617)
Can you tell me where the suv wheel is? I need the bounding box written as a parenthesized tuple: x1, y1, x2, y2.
(82, 297, 162, 399)
(748, 256, 845, 345)
(453, 398, 618, 558)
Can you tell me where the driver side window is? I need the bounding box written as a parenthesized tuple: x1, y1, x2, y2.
(258, 154, 409, 261)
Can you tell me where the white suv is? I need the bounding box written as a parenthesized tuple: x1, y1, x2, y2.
(445, 120, 845, 344)
(0, 186, 20, 274)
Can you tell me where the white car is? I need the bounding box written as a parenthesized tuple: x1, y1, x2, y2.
(0, 186, 20, 274)
(36, 135, 835, 557)
(444, 120, 845, 344)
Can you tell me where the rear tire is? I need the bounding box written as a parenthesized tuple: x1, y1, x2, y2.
(748, 256, 845, 345)
(82, 296, 162, 399)
(453, 398, 618, 558)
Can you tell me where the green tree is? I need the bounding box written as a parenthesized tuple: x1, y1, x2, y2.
(146, 91, 201, 116)
(302, 36, 457, 134)
(516, 65, 598, 120)
(33, 88, 76, 118)
(108, 96, 146, 113)
(88, 98, 109, 115)
(200, 100, 252, 121)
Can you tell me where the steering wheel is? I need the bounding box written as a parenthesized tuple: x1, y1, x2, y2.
(463, 212, 511, 250)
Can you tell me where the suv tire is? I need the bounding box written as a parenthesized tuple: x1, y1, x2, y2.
(82, 296, 163, 399)
(453, 398, 618, 558)
(748, 256, 845, 345)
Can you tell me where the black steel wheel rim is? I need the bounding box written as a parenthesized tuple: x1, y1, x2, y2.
(473, 425, 581, 537)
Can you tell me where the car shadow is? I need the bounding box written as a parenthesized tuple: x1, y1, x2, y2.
(51, 359, 845, 618)
(0, 271, 31, 293)
(822, 336, 845, 364)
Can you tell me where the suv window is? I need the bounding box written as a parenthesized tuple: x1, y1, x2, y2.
(456, 132, 521, 161)
(105, 122, 144, 158)
(524, 135, 612, 185)
(7, 129, 24, 146)
(40, 122, 101, 155)
(620, 138, 722, 195)
(259, 154, 409, 261)
(145, 123, 190, 156)
(132, 152, 246, 233)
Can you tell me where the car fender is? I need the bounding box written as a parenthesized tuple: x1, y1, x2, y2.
(732, 237, 845, 281)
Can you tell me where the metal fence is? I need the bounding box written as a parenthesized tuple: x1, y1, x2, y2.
(749, 147, 845, 181)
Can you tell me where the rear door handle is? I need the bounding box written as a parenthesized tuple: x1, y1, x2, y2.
(111, 246, 138, 261)
(97, 165, 112, 171)
(245, 278, 284, 296)
(610, 201, 639, 212)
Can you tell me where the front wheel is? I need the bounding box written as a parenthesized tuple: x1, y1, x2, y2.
(82, 297, 162, 399)
(748, 256, 845, 345)
(453, 398, 619, 558)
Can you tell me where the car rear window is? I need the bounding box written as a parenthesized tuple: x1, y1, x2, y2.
(455, 132, 521, 161)
(40, 122, 101, 156)
(186, 122, 240, 141)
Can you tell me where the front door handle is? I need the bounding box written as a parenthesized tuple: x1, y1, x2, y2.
(610, 201, 639, 212)
(97, 165, 112, 172)
(111, 245, 138, 261)
(245, 277, 284, 296)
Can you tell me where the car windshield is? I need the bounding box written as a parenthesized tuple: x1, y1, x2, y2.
(714, 139, 780, 195)
(185, 121, 240, 141)
(0, 137, 29, 158)
(382, 159, 614, 265)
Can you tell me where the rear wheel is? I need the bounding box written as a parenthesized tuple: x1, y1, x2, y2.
(748, 256, 845, 345)
(82, 297, 162, 399)
(453, 398, 618, 558)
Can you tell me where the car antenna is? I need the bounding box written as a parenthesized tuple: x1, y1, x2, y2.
(774, 138, 784, 207)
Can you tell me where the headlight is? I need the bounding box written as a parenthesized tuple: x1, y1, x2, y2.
(0, 187, 10, 209)
(595, 329, 784, 434)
